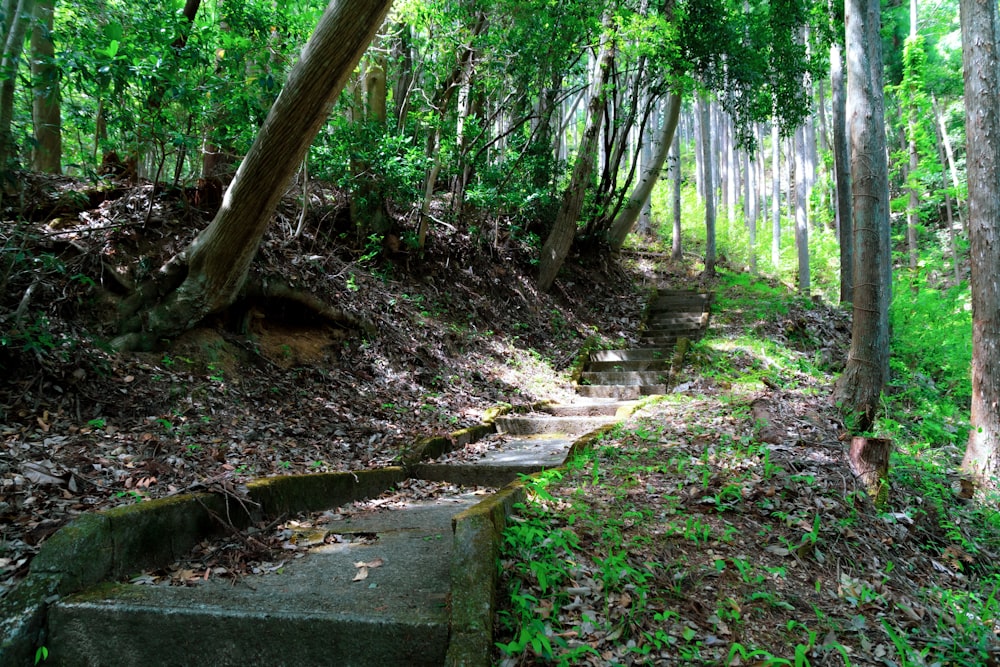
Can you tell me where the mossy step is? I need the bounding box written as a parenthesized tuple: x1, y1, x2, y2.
(47, 497, 477, 667)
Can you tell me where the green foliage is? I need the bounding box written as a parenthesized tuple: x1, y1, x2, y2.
(884, 274, 971, 447)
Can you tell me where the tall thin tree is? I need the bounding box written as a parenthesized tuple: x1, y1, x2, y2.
(959, 0, 1000, 487)
(833, 0, 893, 430)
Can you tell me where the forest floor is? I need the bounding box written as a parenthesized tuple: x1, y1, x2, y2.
(492, 281, 1000, 665)
(2, 174, 998, 665)
(0, 173, 649, 595)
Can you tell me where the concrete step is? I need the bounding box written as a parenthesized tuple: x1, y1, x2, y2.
(639, 336, 680, 347)
(584, 359, 670, 372)
(646, 314, 705, 327)
(642, 327, 699, 339)
(47, 496, 481, 667)
(539, 400, 636, 417)
(414, 434, 577, 486)
(589, 348, 673, 362)
(575, 384, 668, 399)
(649, 296, 711, 310)
(494, 414, 616, 436)
(580, 370, 670, 386)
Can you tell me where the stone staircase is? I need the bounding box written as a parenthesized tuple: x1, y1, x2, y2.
(576, 289, 712, 399)
(4, 289, 712, 667)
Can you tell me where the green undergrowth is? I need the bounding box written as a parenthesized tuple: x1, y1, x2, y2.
(496, 269, 1000, 666)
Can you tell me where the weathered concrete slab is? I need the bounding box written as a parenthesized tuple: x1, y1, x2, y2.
(47, 495, 479, 667)
(540, 400, 636, 417)
(575, 384, 667, 399)
(585, 359, 670, 372)
(580, 370, 670, 386)
(589, 348, 673, 363)
(495, 414, 616, 435)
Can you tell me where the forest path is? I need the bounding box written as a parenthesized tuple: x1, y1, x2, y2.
(20, 290, 711, 667)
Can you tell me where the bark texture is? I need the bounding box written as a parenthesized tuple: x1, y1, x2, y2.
(832, 0, 892, 431)
(699, 95, 716, 277)
(117, 0, 393, 348)
(30, 0, 59, 173)
(831, 42, 853, 303)
(960, 0, 1000, 487)
(0, 0, 34, 176)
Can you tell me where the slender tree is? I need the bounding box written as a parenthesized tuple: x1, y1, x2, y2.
(608, 93, 681, 249)
(671, 128, 682, 261)
(794, 124, 810, 292)
(831, 40, 852, 303)
(538, 17, 613, 292)
(700, 94, 717, 277)
(959, 0, 1000, 487)
(0, 0, 35, 181)
(833, 0, 892, 430)
(30, 0, 59, 173)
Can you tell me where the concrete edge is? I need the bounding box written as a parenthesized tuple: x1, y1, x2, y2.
(1, 468, 407, 664)
(402, 405, 512, 467)
(446, 479, 527, 667)
(444, 422, 616, 666)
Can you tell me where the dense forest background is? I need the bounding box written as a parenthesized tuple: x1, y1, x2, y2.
(1, 0, 974, 461)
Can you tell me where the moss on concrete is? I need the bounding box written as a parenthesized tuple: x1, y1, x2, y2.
(247, 467, 405, 516)
(0, 573, 60, 666)
(446, 481, 527, 667)
(103, 492, 230, 580)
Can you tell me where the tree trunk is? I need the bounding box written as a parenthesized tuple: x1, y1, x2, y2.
(636, 98, 655, 237)
(904, 0, 920, 273)
(746, 143, 757, 274)
(537, 19, 613, 292)
(726, 112, 737, 224)
(0, 0, 34, 179)
(115, 0, 393, 349)
(794, 124, 809, 293)
(608, 92, 681, 250)
(959, 0, 1000, 489)
(831, 41, 853, 303)
(771, 121, 781, 268)
(29, 0, 59, 173)
(832, 0, 892, 431)
(848, 437, 891, 503)
(700, 95, 716, 277)
(671, 128, 682, 261)
(932, 94, 963, 229)
(933, 108, 961, 286)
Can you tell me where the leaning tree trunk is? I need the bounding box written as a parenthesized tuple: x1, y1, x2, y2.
(832, 0, 892, 431)
(959, 0, 1000, 489)
(116, 0, 393, 350)
(30, 0, 60, 173)
(608, 92, 681, 250)
(537, 19, 613, 292)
